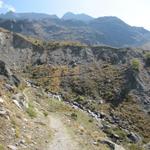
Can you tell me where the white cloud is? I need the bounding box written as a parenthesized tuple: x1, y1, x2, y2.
(0, 0, 16, 12)
(4, 4, 16, 12)
(0, 0, 4, 8)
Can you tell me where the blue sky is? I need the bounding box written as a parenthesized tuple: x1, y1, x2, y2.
(0, 0, 150, 30)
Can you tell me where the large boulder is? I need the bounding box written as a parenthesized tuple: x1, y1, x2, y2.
(12, 93, 28, 110)
(127, 132, 142, 143)
(0, 60, 20, 86)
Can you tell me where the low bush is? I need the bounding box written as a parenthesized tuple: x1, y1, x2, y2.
(26, 103, 37, 118)
(43, 111, 48, 117)
(74, 96, 85, 103)
(0, 144, 4, 150)
(71, 113, 78, 120)
(128, 144, 143, 150)
(131, 59, 140, 71)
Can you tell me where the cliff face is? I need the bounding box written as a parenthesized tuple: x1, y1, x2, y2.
(0, 28, 145, 67)
(0, 28, 45, 68)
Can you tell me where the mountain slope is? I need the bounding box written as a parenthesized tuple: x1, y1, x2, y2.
(0, 12, 150, 47)
(89, 17, 150, 47)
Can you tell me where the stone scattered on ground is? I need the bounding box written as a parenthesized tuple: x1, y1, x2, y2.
(0, 107, 8, 118)
(7, 145, 18, 150)
(143, 142, 150, 150)
(0, 97, 4, 103)
(101, 139, 125, 150)
(12, 93, 28, 110)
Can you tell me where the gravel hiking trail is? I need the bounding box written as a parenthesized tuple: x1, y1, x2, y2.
(48, 114, 79, 150)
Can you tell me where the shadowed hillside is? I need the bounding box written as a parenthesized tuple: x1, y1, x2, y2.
(0, 12, 150, 47)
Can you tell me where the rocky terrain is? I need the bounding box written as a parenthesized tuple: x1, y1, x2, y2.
(0, 27, 150, 150)
(0, 12, 150, 47)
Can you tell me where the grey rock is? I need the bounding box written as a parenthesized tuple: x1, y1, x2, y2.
(143, 142, 150, 150)
(127, 132, 142, 143)
(12, 93, 28, 110)
(111, 133, 120, 140)
(0, 97, 4, 103)
(19, 139, 25, 145)
(0, 60, 20, 86)
(102, 123, 112, 130)
(12, 100, 22, 109)
(15, 139, 26, 146)
(7, 145, 18, 150)
(0, 109, 7, 116)
(4, 84, 14, 92)
(0, 107, 8, 117)
(93, 141, 98, 145)
(100, 139, 125, 150)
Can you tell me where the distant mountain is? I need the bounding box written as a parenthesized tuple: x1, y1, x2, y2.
(0, 11, 58, 20)
(62, 12, 94, 22)
(0, 12, 150, 47)
(89, 16, 150, 47)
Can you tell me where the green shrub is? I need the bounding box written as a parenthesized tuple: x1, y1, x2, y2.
(15, 126, 20, 138)
(113, 128, 127, 139)
(131, 59, 140, 71)
(88, 119, 93, 123)
(87, 103, 96, 111)
(129, 144, 143, 150)
(26, 103, 37, 118)
(71, 113, 78, 120)
(74, 96, 85, 103)
(43, 111, 48, 117)
(0, 144, 4, 150)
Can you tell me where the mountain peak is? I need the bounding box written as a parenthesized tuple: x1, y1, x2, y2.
(62, 12, 94, 22)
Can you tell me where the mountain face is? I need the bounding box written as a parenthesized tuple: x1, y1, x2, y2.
(62, 12, 94, 22)
(89, 17, 150, 47)
(0, 12, 150, 47)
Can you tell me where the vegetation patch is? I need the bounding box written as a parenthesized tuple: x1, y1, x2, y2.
(128, 144, 143, 150)
(26, 102, 37, 118)
(131, 59, 140, 71)
(0, 144, 4, 150)
(43, 111, 48, 117)
(104, 127, 127, 141)
(71, 113, 78, 120)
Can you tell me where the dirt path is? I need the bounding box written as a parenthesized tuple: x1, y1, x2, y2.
(48, 114, 79, 150)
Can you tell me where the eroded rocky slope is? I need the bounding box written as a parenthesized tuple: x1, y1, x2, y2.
(0, 28, 150, 150)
